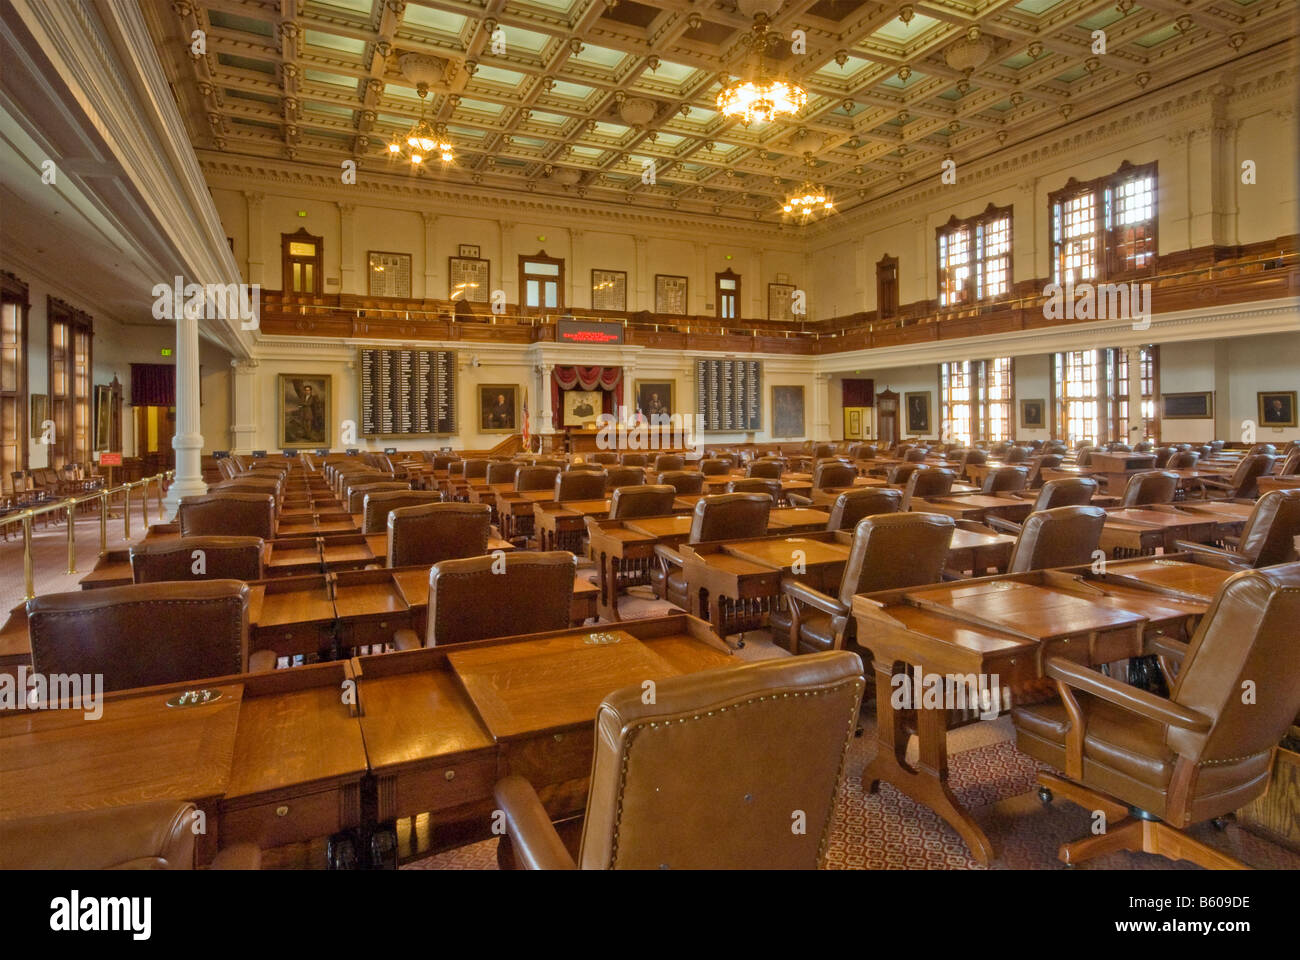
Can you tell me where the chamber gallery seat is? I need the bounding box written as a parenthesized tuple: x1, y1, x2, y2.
(178, 493, 275, 539)
(130, 536, 264, 583)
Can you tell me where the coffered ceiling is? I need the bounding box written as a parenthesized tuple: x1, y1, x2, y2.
(147, 0, 1295, 222)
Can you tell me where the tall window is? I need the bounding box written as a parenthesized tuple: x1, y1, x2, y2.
(48, 299, 93, 470)
(1052, 346, 1158, 446)
(716, 270, 740, 321)
(876, 254, 899, 319)
(519, 253, 564, 311)
(939, 356, 1014, 444)
(1050, 161, 1156, 284)
(1, 274, 28, 486)
(936, 204, 1013, 307)
(282, 228, 323, 294)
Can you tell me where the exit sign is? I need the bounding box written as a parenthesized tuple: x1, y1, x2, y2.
(160, 348, 172, 357)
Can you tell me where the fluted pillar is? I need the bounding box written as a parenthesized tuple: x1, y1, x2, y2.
(163, 301, 206, 518)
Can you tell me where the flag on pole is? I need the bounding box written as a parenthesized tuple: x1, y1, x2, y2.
(521, 388, 531, 451)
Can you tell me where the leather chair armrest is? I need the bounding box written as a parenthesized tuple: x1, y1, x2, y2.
(653, 543, 685, 568)
(247, 649, 278, 673)
(781, 576, 848, 618)
(786, 493, 812, 507)
(208, 844, 261, 870)
(1044, 656, 1212, 732)
(493, 775, 577, 870)
(982, 515, 1023, 536)
(1144, 634, 1190, 663)
(1169, 541, 1249, 571)
(392, 628, 423, 651)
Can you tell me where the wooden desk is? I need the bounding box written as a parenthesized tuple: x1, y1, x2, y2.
(1099, 508, 1219, 557)
(945, 527, 1018, 576)
(495, 489, 559, 541)
(1094, 555, 1235, 603)
(912, 495, 1033, 524)
(534, 498, 610, 552)
(1258, 476, 1300, 494)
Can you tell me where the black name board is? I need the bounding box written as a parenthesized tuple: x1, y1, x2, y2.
(212, 450, 230, 459)
(695, 359, 762, 432)
(251, 450, 267, 458)
(359, 348, 457, 437)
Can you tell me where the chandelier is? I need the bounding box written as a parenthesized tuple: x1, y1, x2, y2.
(716, 15, 806, 126)
(387, 84, 454, 168)
(782, 182, 834, 220)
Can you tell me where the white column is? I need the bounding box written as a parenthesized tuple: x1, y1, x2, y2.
(230, 358, 259, 453)
(813, 372, 832, 442)
(499, 220, 516, 303)
(633, 235, 648, 312)
(1126, 346, 1145, 444)
(537, 363, 555, 433)
(163, 304, 207, 518)
(693, 242, 708, 316)
(421, 212, 439, 300)
(337, 201, 357, 293)
(570, 228, 583, 310)
(244, 192, 265, 285)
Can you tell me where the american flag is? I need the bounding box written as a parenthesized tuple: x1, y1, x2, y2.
(521, 389, 531, 451)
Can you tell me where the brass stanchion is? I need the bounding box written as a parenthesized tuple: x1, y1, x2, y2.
(140, 480, 150, 531)
(157, 475, 165, 520)
(123, 484, 131, 540)
(66, 501, 76, 574)
(22, 513, 34, 600)
(99, 490, 108, 558)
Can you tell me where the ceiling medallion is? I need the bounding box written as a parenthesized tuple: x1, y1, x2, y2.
(716, 14, 806, 126)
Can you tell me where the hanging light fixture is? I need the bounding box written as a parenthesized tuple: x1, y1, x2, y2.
(716, 8, 806, 126)
(782, 181, 834, 221)
(388, 54, 455, 169)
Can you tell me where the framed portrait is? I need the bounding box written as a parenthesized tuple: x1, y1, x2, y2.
(843, 406, 868, 440)
(1258, 391, 1297, 428)
(94, 384, 112, 451)
(30, 394, 48, 439)
(1019, 398, 1046, 429)
(655, 274, 688, 315)
(458, 244, 481, 258)
(367, 250, 412, 298)
(771, 385, 805, 438)
(905, 391, 931, 434)
(591, 269, 627, 312)
(768, 282, 797, 322)
(563, 390, 602, 428)
(1162, 392, 1214, 420)
(478, 385, 518, 434)
(634, 380, 674, 419)
(279, 374, 332, 448)
(449, 256, 490, 303)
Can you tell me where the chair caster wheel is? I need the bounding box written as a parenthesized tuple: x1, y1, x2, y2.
(1212, 817, 1229, 832)
(327, 832, 358, 870)
(1038, 787, 1053, 806)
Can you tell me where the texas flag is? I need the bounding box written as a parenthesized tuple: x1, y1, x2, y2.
(521, 388, 531, 451)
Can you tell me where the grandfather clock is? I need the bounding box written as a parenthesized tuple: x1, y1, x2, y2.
(877, 389, 899, 446)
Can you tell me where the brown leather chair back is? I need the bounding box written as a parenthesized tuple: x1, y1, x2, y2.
(826, 488, 902, 530)
(654, 454, 685, 472)
(1164, 562, 1300, 821)
(620, 453, 650, 467)
(981, 466, 1027, 495)
(179, 494, 275, 539)
(1109, 442, 1132, 453)
(699, 459, 731, 476)
(589, 452, 620, 465)
(1153, 447, 1175, 468)
(576, 651, 865, 868)
(485, 461, 517, 485)
(1247, 443, 1277, 457)
(1006, 505, 1107, 574)
(901, 467, 954, 510)
(459, 458, 490, 481)
(427, 552, 574, 646)
(1233, 489, 1300, 567)
(608, 484, 677, 519)
(131, 536, 264, 583)
(347, 481, 409, 515)
(1120, 470, 1179, 507)
(431, 454, 459, 471)
(565, 462, 605, 473)
(1031, 476, 1098, 512)
(363, 490, 443, 533)
(604, 466, 646, 491)
(746, 460, 783, 479)
(556, 471, 607, 501)
(27, 580, 250, 692)
(657, 470, 705, 495)
(811, 461, 857, 490)
(217, 458, 238, 480)
(516, 465, 561, 491)
(1167, 450, 1200, 469)
(903, 447, 928, 463)
(1004, 446, 1030, 463)
(1277, 448, 1300, 476)
(690, 493, 771, 543)
(886, 462, 920, 486)
(211, 476, 281, 497)
(726, 478, 781, 500)
(838, 513, 954, 603)
(387, 502, 491, 568)
(1227, 454, 1274, 499)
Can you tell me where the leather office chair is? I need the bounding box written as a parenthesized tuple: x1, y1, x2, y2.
(903, 447, 928, 463)
(884, 462, 921, 487)
(604, 466, 646, 491)
(607, 484, 677, 519)
(775, 513, 955, 654)
(1197, 454, 1275, 500)
(431, 454, 459, 471)
(652, 493, 772, 608)
(1013, 562, 1300, 868)
(211, 477, 281, 499)
(1248, 443, 1277, 457)
(813, 443, 836, 460)
(386, 502, 491, 568)
(726, 477, 782, 501)
(656, 470, 705, 495)
(1075, 446, 1097, 467)
(986, 476, 1099, 536)
(556, 470, 607, 501)
(1004, 446, 1030, 463)
(825, 488, 902, 531)
(699, 458, 731, 476)
(787, 461, 857, 506)
(1119, 470, 1178, 507)
(486, 461, 518, 485)
(1167, 450, 1199, 469)
(1153, 447, 1175, 468)
(981, 465, 1028, 495)
(362, 489, 443, 533)
(858, 445, 879, 460)
(901, 467, 955, 510)
(1134, 441, 1153, 453)
(217, 458, 238, 480)
(1002, 505, 1107, 574)
(517, 465, 561, 491)
(130, 536, 264, 583)
(347, 481, 409, 515)
(565, 462, 605, 473)
(460, 459, 490, 483)
(589, 452, 620, 465)
(398, 552, 575, 648)
(1276, 448, 1300, 476)
(620, 453, 650, 467)
(1171, 489, 1300, 570)
(492, 651, 865, 869)
(654, 454, 685, 472)
(1029, 454, 1064, 487)
(27, 580, 273, 692)
(179, 493, 275, 539)
(747, 460, 784, 479)
(1109, 442, 1132, 453)
(0, 801, 260, 870)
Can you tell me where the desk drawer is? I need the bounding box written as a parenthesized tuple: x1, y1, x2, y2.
(381, 755, 498, 822)
(504, 728, 594, 786)
(253, 623, 330, 658)
(341, 615, 412, 651)
(222, 784, 360, 849)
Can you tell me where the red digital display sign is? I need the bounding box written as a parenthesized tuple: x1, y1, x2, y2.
(557, 319, 624, 345)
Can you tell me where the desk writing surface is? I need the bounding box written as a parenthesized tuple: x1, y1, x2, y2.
(266, 542, 321, 570)
(1085, 582, 1209, 621)
(247, 581, 335, 628)
(357, 669, 493, 768)
(78, 556, 133, 589)
(725, 537, 849, 569)
(1104, 508, 1205, 528)
(333, 577, 406, 619)
(392, 567, 431, 608)
(626, 515, 694, 539)
(561, 498, 611, 514)
(449, 630, 682, 739)
(0, 683, 244, 821)
(882, 604, 1038, 662)
(769, 507, 832, 528)
(0, 607, 29, 665)
(1102, 559, 1233, 602)
(906, 581, 1145, 639)
(926, 495, 1023, 510)
(1177, 501, 1256, 522)
(948, 529, 1018, 551)
(321, 540, 376, 566)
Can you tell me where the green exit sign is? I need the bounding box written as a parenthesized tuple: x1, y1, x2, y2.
(160, 348, 172, 357)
